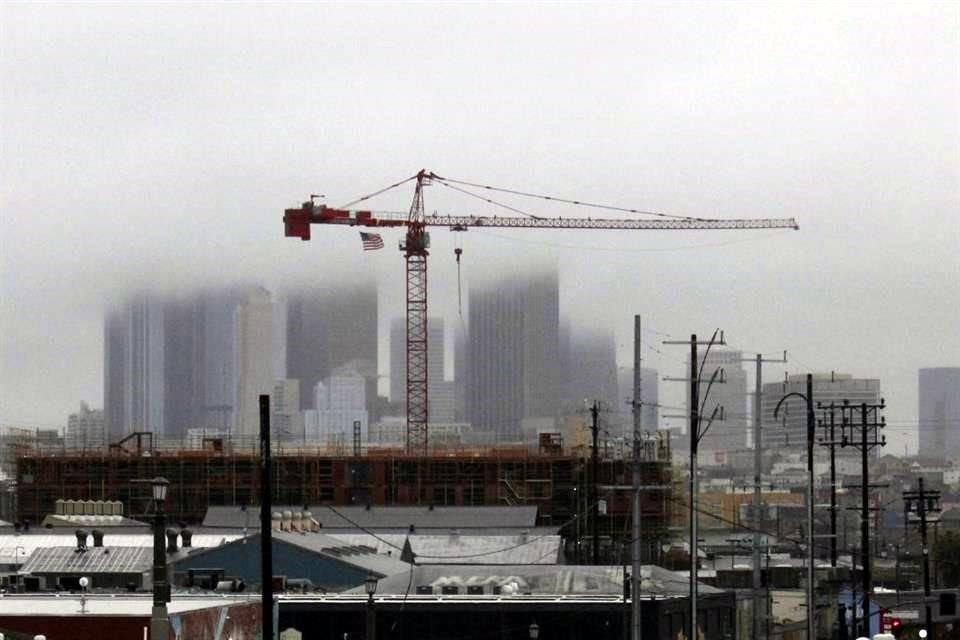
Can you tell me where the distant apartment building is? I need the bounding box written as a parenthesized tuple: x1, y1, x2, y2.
(465, 268, 560, 440)
(285, 282, 378, 415)
(233, 288, 274, 442)
(618, 367, 659, 436)
(689, 350, 748, 455)
(762, 373, 881, 450)
(918, 367, 960, 458)
(389, 316, 452, 421)
(306, 370, 369, 447)
(65, 403, 106, 451)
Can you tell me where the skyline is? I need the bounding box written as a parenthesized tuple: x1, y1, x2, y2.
(1, 274, 941, 457)
(2, 3, 957, 458)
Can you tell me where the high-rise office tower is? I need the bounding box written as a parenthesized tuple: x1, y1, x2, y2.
(454, 323, 468, 422)
(104, 289, 246, 443)
(688, 349, 749, 454)
(762, 373, 881, 450)
(465, 268, 560, 439)
(565, 327, 618, 413)
(285, 281, 378, 414)
(233, 287, 274, 441)
(103, 308, 130, 444)
(196, 289, 243, 431)
(103, 294, 167, 442)
(918, 367, 960, 458)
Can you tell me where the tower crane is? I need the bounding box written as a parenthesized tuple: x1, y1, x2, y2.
(283, 169, 799, 455)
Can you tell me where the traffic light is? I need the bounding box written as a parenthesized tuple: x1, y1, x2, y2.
(889, 617, 902, 637)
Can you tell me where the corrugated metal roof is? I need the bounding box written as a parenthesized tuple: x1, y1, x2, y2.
(327, 533, 561, 565)
(19, 546, 151, 575)
(0, 533, 242, 564)
(0, 594, 253, 616)
(203, 505, 539, 530)
(272, 531, 411, 577)
(174, 532, 412, 579)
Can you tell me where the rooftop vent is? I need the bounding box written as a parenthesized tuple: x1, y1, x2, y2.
(166, 528, 179, 554)
(74, 529, 88, 553)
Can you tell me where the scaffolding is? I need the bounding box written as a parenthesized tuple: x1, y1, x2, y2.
(14, 434, 672, 560)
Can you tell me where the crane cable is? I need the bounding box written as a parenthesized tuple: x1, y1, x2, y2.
(337, 173, 420, 209)
(432, 178, 543, 219)
(455, 244, 464, 320)
(430, 172, 708, 222)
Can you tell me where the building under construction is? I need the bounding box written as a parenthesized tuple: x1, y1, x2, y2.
(14, 433, 672, 562)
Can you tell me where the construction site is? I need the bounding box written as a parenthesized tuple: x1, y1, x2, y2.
(12, 432, 673, 561)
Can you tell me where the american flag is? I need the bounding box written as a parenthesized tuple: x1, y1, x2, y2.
(359, 231, 384, 251)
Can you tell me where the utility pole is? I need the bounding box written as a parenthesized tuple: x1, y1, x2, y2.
(259, 395, 274, 640)
(742, 350, 787, 640)
(663, 330, 726, 639)
(817, 402, 840, 568)
(904, 477, 940, 638)
(840, 398, 886, 637)
(590, 400, 600, 565)
(631, 316, 642, 640)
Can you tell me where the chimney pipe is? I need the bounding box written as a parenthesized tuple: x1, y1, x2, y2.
(166, 528, 179, 554)
(75, 529, 88, 552)
(91, 529, 104, 548)
(180, 528, 193, 548)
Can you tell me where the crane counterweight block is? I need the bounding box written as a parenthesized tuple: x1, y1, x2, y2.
(283, 205, 313, 241)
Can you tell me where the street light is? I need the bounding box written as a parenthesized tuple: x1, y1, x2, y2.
(152, 476, 169, 502)
(365, 574, 378, 640)
(134, 476, 171, 640)
(529, 622, 540, 639)
(773, 374, 815, 640)
(79, 576, 89, 614)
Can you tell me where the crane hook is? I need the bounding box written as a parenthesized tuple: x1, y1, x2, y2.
(454, 247, 464, 319)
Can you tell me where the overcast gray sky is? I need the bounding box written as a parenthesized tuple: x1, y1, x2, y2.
(2, 2, 957, 453)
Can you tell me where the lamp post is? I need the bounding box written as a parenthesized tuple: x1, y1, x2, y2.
(773, 374, 815, 640)
(529, 622, 540, 640)
(135, 476, 170, 640)
(365, 574, 378, 640)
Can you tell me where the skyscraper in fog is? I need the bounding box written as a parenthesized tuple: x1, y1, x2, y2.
(565, 328, 618, 414)
(103, 294, 169, 442)
(918, 367, 960, 458)
(233, 288, 274, 441)
(465, 268, 559, 439)
(286, 281, 378, 414)
(104, 289, 244, 444)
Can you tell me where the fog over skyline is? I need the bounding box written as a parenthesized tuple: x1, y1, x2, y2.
(2, 3, 957, 454)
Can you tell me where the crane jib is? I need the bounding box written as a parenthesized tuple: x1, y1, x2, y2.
(284, 203, 798, 238)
